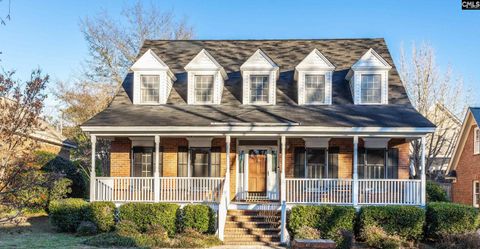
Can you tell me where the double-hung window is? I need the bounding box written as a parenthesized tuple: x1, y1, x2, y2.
(178, 147, 221, 177)
(305, 74, 326, 104)
(194, 75, 214, 104)
(132, 147, 163, 177)
(474, 127, 480, 155)
(361, 74, 382, 104)
(358, 148, 398, 179)
(250, 75, 269, 104)
(474, 181, 480, 208)
(140, 75, 160, 103)
(294, 147, 338, 178)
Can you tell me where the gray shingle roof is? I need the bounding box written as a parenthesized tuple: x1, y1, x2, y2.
(83, 39, 435, 128)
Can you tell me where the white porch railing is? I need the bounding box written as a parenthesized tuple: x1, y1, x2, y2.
(358, 179, 421, 205)
(285, 178, 422, 205)
(94, 177, 224, 203)
(286, 178, 353, 204)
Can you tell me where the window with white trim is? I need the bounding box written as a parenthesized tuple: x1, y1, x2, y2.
(140, 75, 160, 103)
(474, 181, 480, 207)
(250, 75, 269, 104)
(305, 74, 326, 104)
(361, 74, 382, 104)
(194, 75, 214, 103)
(474, 127, 480, 155)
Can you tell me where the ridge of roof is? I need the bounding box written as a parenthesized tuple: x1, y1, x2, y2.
(143, 38, 386, 42)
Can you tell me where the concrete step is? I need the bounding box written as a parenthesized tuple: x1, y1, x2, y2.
(225, 221, 280, 229)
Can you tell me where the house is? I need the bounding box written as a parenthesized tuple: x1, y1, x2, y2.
(446, 107, 480, 207)
(32, 118, 77, 160)
(81, 39, 435, 245)
(426, 103, 461, 177)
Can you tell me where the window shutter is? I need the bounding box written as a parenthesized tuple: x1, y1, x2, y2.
(177, 146, 188, 177)
(158, 146, 163, 177)
(328, 147, 339, 178)
(358, 148, 366, 179)
(294, 147, 306, 178)
(387, 148, 399, 179)
(210, 147, 221, 177)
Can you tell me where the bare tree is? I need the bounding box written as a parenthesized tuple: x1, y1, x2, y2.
(80, 1, 194, 86)
(0, 69, 49, 222)
(399, 42, 471, 179)
(0, 0, 11, 26)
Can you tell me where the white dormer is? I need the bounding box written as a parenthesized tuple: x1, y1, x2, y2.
(184, 49, 227, 105)
(346, 48, 392, 105)
(131, 49, 176, 105)
(295, 49, 335, 105)
(240, 49, 279, 105)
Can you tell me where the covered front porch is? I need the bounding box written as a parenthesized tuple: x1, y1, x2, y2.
(88, 133, 427, 207)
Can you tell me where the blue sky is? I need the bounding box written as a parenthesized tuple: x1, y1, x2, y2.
(1, 0, 479, 116)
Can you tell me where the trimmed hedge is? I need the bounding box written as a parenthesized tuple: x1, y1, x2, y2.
(118, 203, 179, 236)
(426, 202, 479, 238)
(288, 205, 356, 245)
(86, 201, 116, 232)
(358, 206, 425, 241)
(49, 198, 88, 232)
(180, 204, 215, 233)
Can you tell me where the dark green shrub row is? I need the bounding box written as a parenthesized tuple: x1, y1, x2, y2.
(49, 199, 116, 233)
(358, 206, 425, 241)
(180, 204, 216, 233)
(425, 202, 479, 238)
(288, 205, 356, 246)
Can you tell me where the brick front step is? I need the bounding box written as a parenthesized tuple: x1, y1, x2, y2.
(226, 215, 281, 222)
(225, 221, 280, 229)
(222, 241, 283, 247)
(225, 227, 280, 236)
(224, 234, 280, 242)
(227, 210, 281, 216)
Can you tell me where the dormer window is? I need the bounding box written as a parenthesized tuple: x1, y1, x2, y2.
(305, 74, 326, 104)
(140, 75, 160, 103)
(185, 49, 227, 105)
(250, 75, 270, 104)
(240, 49, 279, 105)
(194, 75, 214, 104)
(346, 48, 391, 105)
(131, 49, 176, 105)
(361, 74, 382, 104)
(295, 49, 335, 105)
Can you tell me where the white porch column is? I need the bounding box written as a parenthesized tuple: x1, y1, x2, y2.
(280, 135, 287, 243)
(421, 136, 426, 206)
(154, 135, 160, 202)
(90, 135, 96, 202)
(352, 136, 359, 207)
(225, 135, 231, 201)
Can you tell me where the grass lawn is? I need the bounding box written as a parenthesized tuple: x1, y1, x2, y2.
(0, 214, 96, 249)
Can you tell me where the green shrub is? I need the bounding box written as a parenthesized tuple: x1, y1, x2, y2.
(76, 221, 98, 236)
(288, 205, 356, 246)
(85, 201, 116, 232)
(295, 226, 321, 239)
(180, 204, 215, 233)
(174, 228, 223, 248)
(116, 220, 140, 237)
(358, 206, 425, 241)
(118, 202, 179, 236)
(427, 181, 449, 202)
(49, 198, 88, 232)
(425, 202, 479, 238)
(83, 232, 138, 247)
(362, 225, 403, 249)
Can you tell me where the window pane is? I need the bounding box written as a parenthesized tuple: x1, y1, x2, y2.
(361, 74, 382, 104)
(305, 75, 325, 103)
(194, 75, 214, 103)
(140, 75, 160, 103)
(306, 148, 325, 178)
(133, 148, 154, 177)
(250, 75, 269, 104)
(177, 146, 188, 177)
(191, 148, 210, 177)
(360, 149, 386, 179)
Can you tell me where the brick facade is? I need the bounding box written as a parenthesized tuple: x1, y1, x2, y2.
(110, 138, 132, 177)
(452, 125, 480, 205)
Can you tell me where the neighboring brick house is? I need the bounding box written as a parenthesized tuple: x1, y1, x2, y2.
(446, 107, 480, 206)
(81, 39, 435, 244)
(31, 119, 77, 160)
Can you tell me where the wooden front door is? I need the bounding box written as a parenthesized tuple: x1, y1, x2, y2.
(248, 150, 267, 193)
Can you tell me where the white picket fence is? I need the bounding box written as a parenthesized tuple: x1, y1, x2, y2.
(285, 178, 422, 205)
(95, 177, 224, 203)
